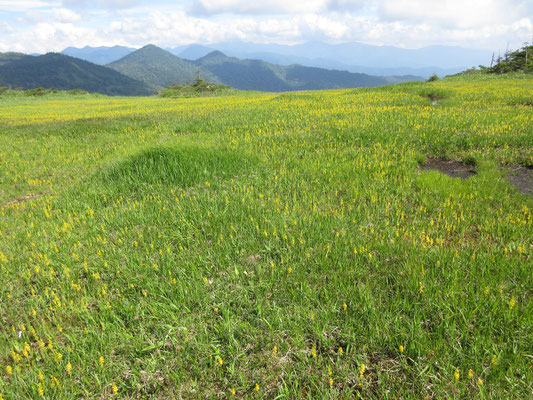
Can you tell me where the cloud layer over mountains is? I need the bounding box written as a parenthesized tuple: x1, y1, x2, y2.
(0, 0, 531, 53)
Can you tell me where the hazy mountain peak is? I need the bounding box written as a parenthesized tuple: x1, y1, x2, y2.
(61, 45, 135, 65)
(139, 44, 163, 51)
(201, 50, 228, 59)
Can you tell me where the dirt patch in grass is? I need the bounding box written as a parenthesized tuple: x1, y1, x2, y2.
(2, 193, 43, 208)
(421, 158, 476, 180)
(506, 165, 533, 196)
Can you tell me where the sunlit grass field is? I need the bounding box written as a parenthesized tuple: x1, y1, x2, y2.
(0, 74, 531, 399)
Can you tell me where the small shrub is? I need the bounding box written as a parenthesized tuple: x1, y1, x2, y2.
(24, 88, 57, 96)
(160, 77, 231, 98)
(427, 74, 439, 82)
(417, 87, 453, 101)
(66, 89, 88, 95)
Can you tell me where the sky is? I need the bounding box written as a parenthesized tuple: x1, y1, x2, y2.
(0, 0, 532, 53)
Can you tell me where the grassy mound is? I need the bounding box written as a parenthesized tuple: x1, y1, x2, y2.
(101, 144, 254, 190)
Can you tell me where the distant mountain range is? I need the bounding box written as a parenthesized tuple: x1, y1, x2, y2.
(0, 53, 152, 96)
(62, 45, 135, 65)
(193, 50, 403, 91)
(0, 44, 421, 95)
(108, 46, 416, 91)
(61, 41, 493, 78)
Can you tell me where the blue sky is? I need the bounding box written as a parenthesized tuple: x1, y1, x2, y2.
(0, 0, 531, 53)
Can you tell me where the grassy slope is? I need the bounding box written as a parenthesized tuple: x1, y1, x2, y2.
(0, 75, 531, 399)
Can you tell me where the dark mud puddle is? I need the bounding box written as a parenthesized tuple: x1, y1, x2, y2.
(421, 158, 476, 180)
(507, 165, 533, 196)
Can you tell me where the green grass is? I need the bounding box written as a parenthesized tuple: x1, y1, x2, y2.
(0, 74, 531, 399)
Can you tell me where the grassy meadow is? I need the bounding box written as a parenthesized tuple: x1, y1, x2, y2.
(0, 74, 532, 399)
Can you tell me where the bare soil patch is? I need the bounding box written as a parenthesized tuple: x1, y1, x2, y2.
(421, 158, 476, 180)
(507, 165, 533, 196)
(2, 193, 43, 208)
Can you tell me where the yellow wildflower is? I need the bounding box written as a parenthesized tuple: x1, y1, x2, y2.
(468, 369, 473, 378)
(454, 369, 460, 381)
(359, 363, 366, 377)
(399, 345, 404, 353)
(6, 365, 13, 375)
(509, 296, 516, 308)
(67, 362, 72, 374)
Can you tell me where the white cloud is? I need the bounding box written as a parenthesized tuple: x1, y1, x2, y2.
(378, 0, 531, 28)
(20, 10, 46, 23)
(326, 0, 365, 12)
(61, 0, 139, 9)
(0, 0, 60, 11)
(0, 0, 531, 54)
(53, 7, 81, 22)
(0, 20, 14, 32)
(192, 0, 336, 15)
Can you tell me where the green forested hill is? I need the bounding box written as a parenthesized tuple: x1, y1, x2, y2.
(0, 52, 29, 66)
(0, 46, 419, 96)
(0, 52, 153, 96)
(195, 51, 391, 91)
(106, 45, 220, 90)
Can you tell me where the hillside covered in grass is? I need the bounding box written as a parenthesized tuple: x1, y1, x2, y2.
(0, 75, 531, 399)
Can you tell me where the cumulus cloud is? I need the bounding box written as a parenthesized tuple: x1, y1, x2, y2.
(378, 0, 532, 28)
(0, 0, 60, 11)
(0, 21, 14, 33)
(327, 0, 365, 11)
(52, 8, 81, 22)
(190, 0, 366, 15)
(61, 0, 140, 9)
(191, 0, 328, 15)
(0, 0, 531, 53)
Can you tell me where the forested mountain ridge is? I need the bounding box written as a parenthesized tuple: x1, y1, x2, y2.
(106, 45, 220, 90)
(0, 52, 153, 96)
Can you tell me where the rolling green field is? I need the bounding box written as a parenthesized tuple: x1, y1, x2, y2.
(0, 74, 532, 399)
